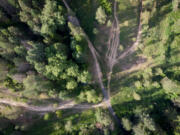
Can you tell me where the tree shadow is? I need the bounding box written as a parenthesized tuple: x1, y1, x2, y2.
(69, 0, 99, 40)
(149, 0, 172, 28)
(112, 88, 175, 134)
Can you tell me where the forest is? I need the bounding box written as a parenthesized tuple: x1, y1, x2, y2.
(0, 0, 180, 135)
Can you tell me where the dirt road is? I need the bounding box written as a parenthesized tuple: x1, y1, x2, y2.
(0, 99, 104, 113)
(0, 0, 143, 130)
(62, 0, 121, 125)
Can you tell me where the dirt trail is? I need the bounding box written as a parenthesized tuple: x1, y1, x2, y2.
(105, 1, 122, 125)
(62, 0, 106, 100)
(0, 0, 109, 115)
(62, 0, 100, 59)
(105, 0, 143, 125)
(116, 0, 142, 62)
(62, 0, 121, 125)
(114, 59, 153, 79)
(0, 0, 143, 129)
(0, 99, 104, 113)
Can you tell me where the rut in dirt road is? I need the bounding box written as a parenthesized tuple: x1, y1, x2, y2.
(105, 0, 143, 127)
(105, 0, 123, 126)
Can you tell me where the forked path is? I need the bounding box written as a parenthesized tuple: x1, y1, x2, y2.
(63, 0, 121, 125)
(0, 0, 143, 129)
(0, 0, 114, 117)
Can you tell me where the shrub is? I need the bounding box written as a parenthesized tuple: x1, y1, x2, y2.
(161, 77, 180, 95)
(78, 89, 102, 103)
(66, 80, 78, 90)
(55, 110, 62, 118)
(95, 109, 113, 127)
(99, 0, 112, 14)
(122, 118, 132, 131)
(65, 120, 73, 132)
(43, 113, 51, 121)
(96, 6, 107, 25)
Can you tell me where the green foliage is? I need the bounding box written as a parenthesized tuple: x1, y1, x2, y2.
(43, 42, 92, 91)
(65, 120, 73, 133)
(161, 77, 180, 95)
(122, 117, 132, 131)
(0, 26, 23, 52)
(55, 110, 62, 118)
(132, 112, 156, 135)
(134, 81, 143, 89)
(95, 6, 107, 25)
(3, 76, 23, 91)
(70, 38, 85, 62)
(18, 0, 42, 33)
(58, 90, 71, 100)
(7, 0, 18, 8)
(0, 59, 8, 81)
(66, 79, 78, 90)
(99, 0, 112, 14)
(44, 42, 68, 80)
(68, 22, 84, 41)
(0, 1, 179, 135)
(14, 46, 26, 56)
(25, 109, 103, 135)
(23, 74, 52, 97)
(41, 0, 65, 36)
(26, 42, 45, 64)
(117, 0, 139, 48)
(66, 64, 79, 77)
(78, 70, 91, 83)
(0, 26, 26, 66)
(19, 0, 65, 36)
(69, 0, 97, 39)
(172, 0, 179, 11)
(26, 42, 46, 74)
(173, 115, 180, 135)
(43, 113, 51, 121)
(133, 92, 141, 101)
(95, 109, 113, 127)
(78, 88, 102, 103)
(141, 114, 156, 131)
(142, 3, 180, 65)
(133, 123, 146, 135)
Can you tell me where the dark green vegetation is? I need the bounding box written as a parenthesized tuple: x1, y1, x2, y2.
(111, 0, 180, 135)
(26, 109, 117, 135)
(1, 108, 118, 135)
(0, 0, 180, 135)
(0, 0, 102, 103)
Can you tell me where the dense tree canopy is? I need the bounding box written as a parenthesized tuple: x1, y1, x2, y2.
(0, 0, 179, 135)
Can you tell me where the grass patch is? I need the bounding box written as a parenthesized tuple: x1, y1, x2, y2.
(118, 0, 139, 48)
